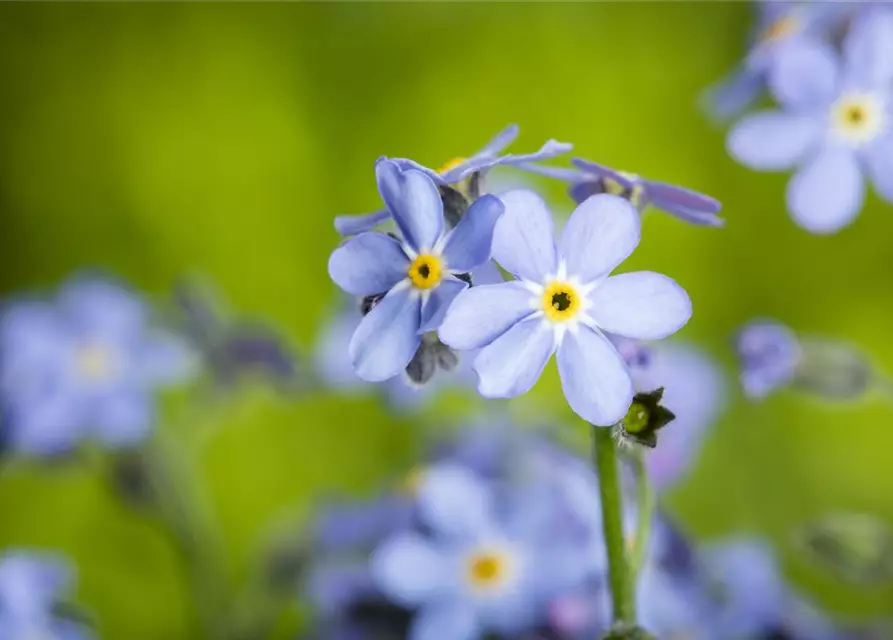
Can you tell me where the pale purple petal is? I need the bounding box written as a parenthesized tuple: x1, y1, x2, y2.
(375, 159, 443, 253)
(7, 391, 83, 457)
(865, 131, 893, 203)
(313, 309, 364, 390)
(557, 326, 633, 426)
(58, 277, 145, 340)
(474, 123, 520, 157)
(768, 39, 839, 110)
(328, 233, 409, 296)
(438, 282, 536, 350)
(491, 189, 558, 282)
(416, 464, 492, 538)
(442, 139, 573, 184)
(569, 180, 605, 204)
(560, 194, 641, 283)
(419, 279, 467, 334)
(333, 208, 391, 237)
(441, 194, 505, 272)
(370, 534, 450, 607)
(90, 387, 152, 447)
(570, 158, 636, 188)
(139, 332, 197, 385)
(787, 146, 864, 234)
(727, 111, 823, 170)
(473, 317, 555, 398)
(701, 66, 765, 122)
(411, 603, 480, 640)
(588, 272, 692, 340)
(470, 261, 505, 286)
(844, 6, 893, 88)
(349, 287, 421, 382)
(643, 181, 724, 227)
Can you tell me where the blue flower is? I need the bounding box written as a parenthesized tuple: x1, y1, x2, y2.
(728, 9, 893, 233)
(328, 159, 504, 382)
(525, 158, 723, 226)
(438, 191, 692, 426)
(735, 319, 801, 399)
(369, 464, 588, 640)
(702, 1, 854, 121)
(0, 551, 92, 639)
(0, 276, 196, 456)
(333, 125, 570, 236)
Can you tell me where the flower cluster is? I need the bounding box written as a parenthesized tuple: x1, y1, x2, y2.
(714, 3, 893, 233)
(302, 422, 860, 640)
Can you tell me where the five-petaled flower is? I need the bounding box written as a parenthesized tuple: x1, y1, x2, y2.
(334, 124, 570, 236)
(728, 8, 893, 233)
(328, 159, 504, 382)
(438, 191, 692, 426)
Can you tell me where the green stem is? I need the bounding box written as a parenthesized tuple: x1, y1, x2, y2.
(591, 424, 635, 625)
(629, 451, 655, 578)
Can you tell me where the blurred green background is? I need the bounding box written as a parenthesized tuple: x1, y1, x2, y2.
(0, 3, 892, 638)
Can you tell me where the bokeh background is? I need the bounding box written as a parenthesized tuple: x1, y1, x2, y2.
(0, 3, 891, 638)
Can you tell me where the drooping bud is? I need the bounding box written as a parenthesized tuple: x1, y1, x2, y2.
(616, 388, 676, 449)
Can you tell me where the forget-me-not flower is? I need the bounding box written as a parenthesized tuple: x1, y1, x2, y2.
(0, 276, 196, 456)
(728, 9, 893, 233)
(735, 319, 802, 399)
(370, 464, 588, 640)
(524, 157, 723, 226)
(328, 159, 504, 382)
(0, 551, 92, 639)
(438, 192, 692, 426)
(334, 124, 570, 236)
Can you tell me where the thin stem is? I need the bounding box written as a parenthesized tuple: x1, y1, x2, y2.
(629, 451, 654, 578)
(591, 424, 635, 625)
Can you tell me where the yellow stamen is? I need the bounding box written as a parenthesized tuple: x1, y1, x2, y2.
(436, 157, 467, 175)
(408, 254, 443, 290)
(541, 281, 580, 323)
(760, 15, 798, 43)
(467, 551, 506, 589)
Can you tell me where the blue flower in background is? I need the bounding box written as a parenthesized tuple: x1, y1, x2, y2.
(735, 319, 801, 399)
(703, 1, 854, 121)
(439, 192, 692, 425)
(524, 157, 723, 226)
(0, 551, 92, 639)
(0, 276, 196, 456)
(328, 159, 504, 382)
(369, 464, 588, 640)
(334, 124, 570, 236)
(728, 8, 893, 233)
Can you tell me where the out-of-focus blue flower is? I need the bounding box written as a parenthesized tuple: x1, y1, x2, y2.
(735, 319, 801, 399)
(524, 158, 723, 226)
(439, 191, 692, 426)
(0, 551, 92, 639)
(623, 340, 725, 490)
(328, 159, 504, 383)
(369, 464, 589, 640)
(637, 563, 717, 640)
(703, 1, 854, 121)
(0, 276, 196, 457)
(334, 125, 571, 236)
(728, 9, 893, 233)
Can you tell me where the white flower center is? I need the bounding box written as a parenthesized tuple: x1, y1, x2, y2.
(831, 93, 885, 146)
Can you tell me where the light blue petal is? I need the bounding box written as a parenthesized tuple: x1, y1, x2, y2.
(442, 139, 573, 184)
(58, 277, 146, 340)
(700, 66, 765, 122)
(474, 316, 555, 398)
(416, 463, 492, 539)
(307, 564, 375, 616)
(333, 208, 391, 237)
(768, 39, 839, 110)
(570, 158, 636, 188)
(419, 278, 467, 334)
(844, 6, 893, 88)
(557, 326, 633, 426)
(410, 603, 480, 640)
(475, 123, 520, 157)
(0, 552, 73, 614)
(7, 390, 84, 457)
(491, 189, 558, 282)
(313, 309, 367, 390)
(438, 282, 535, 351)
(470, 261, 505, 286)
(787, 146, 864, 234)
(865, 131, 893, 202)
(376, 159, 443, 253)
(139, 332, 198, 386)
(348, 287, 421, 382)
(588, 272, 692, 341)
(90, 386, 152, 447)
(643, 181, 724, 226)
(370, 533, 450, 607)
(328, 232, 409, 296)
(560, 194, 640, 283)
(727, 110, 822, 170)
(442, 195, 505, 272)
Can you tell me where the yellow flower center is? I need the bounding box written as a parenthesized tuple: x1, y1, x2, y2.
(76, 344, 115, 381)
(408, 254, 443, 290)
(436, 156, 467, 175)
(466, 550, 507, 590)
(832, 93, 884, 145)
(760, 15, 798, 43)
(542, 281, 580, 323)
